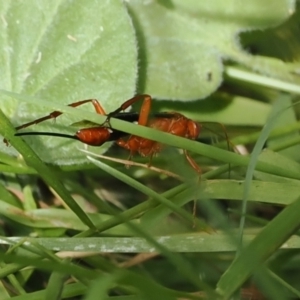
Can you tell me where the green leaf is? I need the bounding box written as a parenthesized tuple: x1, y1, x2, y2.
(127, 0, 295, 100)
(0, 1, 137, 165)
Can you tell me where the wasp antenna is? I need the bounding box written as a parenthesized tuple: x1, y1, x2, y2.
(15, 132, 79, 141)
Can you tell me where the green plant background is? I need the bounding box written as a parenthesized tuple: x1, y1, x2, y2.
(0, 0, 300, 299)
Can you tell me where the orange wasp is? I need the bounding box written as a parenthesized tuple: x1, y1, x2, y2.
(12, 94, 202, 173)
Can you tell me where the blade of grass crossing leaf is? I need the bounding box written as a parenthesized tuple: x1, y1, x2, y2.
(2, 90, 300, 181)
(107, 118, 300, 181)
(0, 109, 95, 229)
